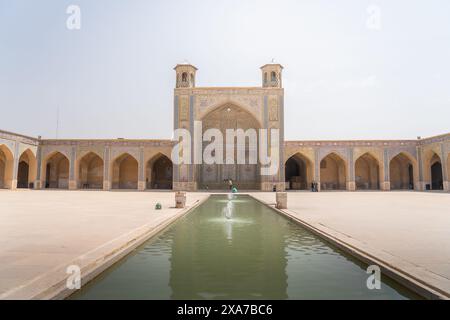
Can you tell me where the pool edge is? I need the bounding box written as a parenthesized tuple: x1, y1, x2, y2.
(7, 195, 211, 300)
(249, 194, 449, 301)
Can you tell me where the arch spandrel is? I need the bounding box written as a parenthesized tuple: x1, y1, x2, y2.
(110, 148, 140, 163)
(18, 145, 37, 158)
(422, 145, 442, 161)
(353, 148, 383, 165)
(77, 147, 104, 161)
(318, 149, 349, 163)
(196, 98, 264, 128)
(201, 104, 261, 132)
(388, 150, 418, 165)
(42, 147, 71, 163)
(144, 149, 173, 165)
(0, 141, 15, 156)
(284, 150, 314, 166)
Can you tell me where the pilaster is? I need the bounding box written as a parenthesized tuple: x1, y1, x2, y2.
(103, 146, 111, 190)
(68, 146, 77, 190)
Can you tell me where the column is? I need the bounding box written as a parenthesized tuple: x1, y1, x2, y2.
(260, 95, 270, 191)
(172, 95, 180, 191)
(417, 146, 426, 191)
(381, 148, 391, 191)
(35, 143, 43, 189)
(10, 142, 19, 190)
(103, 146, 111, 190)
(441, 144, 449, 192)
(346, 148, 356, 191)
(138, 147, 146, 191)
(68, 146, 77, 190)
(187, 95, 197, 191)
(314, 148, 320, 191)
(276, 95, 285, 191)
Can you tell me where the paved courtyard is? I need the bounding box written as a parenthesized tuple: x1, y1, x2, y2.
(0, 190, 449, 299)
(252, 191, 450, 298)
(0, 190, 208, 299)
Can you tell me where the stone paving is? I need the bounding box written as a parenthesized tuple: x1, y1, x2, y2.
(0, 190, 208, 299)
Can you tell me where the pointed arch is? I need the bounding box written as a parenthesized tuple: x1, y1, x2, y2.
(17, 149, 37, 188)
(199, 101, 263, 128)
(111, 153, 138, 189)
(389, 152, 418, 190)
(198, 103, 261, 190)
(355, 152, 381, 190)
(78, 152, 104, 189)
(423, 150, 443, 190)
(285, 152, 313, 190)
(271, 71, 277, 82)
(430, 153, 443, 190)
(146, 153, 173, 189)
(447, 152, 450, 189)
(320, 152, 347, 190)
(43, 151, 70, 189)
(0, 144, 14, 189)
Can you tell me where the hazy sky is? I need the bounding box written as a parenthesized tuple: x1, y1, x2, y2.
(1, 0, 449, 140)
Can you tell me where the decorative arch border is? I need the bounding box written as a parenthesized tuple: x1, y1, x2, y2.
(388, 151, 420, 189)
(18, 148, 38, 184)
(40, 150, 71, 189)
(318, 149, 349, 164)
(353, 150, 383, 165)
(0, 140, 15, 156)
(75, 151, 105, 186)
(109, 152, 139, 190)
(422, 148, 443, 182)
(198, 100, 264, 129)
(0, 143, 14, 160)
(42, 148, 71, 163)
(110, 148, 140, 164)
(285, 150, 314, 164)
(144, 150, 172, 166)
(76, 149, 104, 162)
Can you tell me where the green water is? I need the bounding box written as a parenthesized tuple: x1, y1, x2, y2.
(71, 195, 420, 300)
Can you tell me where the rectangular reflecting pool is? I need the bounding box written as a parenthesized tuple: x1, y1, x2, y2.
(70, 195, 421, 300)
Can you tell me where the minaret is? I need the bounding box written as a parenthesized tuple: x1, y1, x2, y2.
(174, 62, 197, 88)
(260, 62, 283, 88)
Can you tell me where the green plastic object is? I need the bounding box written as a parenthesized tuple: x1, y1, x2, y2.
(155, 203, 162, 210)
(231, 187, 238, 193)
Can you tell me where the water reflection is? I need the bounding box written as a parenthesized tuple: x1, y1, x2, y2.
(70, 195, 420, 300)
(169, 195, 288, 299)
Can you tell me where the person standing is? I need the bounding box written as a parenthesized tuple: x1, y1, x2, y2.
(228, 179, 233, 190)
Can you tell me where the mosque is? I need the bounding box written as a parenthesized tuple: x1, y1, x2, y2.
(1, 63, 449, 192)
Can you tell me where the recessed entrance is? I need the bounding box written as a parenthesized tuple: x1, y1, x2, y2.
(430, 154, 443, 190)
(320, 153, 347, 190)
(198, 104, 260, 190)
(146, 154, 173, 189)
(78, 152, 104, 189)
(390, 153, 414, 190)
(355, 153, 380, 190)
(17, 149, 37, 189)
(112, 153, 138, 189)
(0, 145, 14, 189)
(285, 154, 312, 190)
(44, 152, 70, 189)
